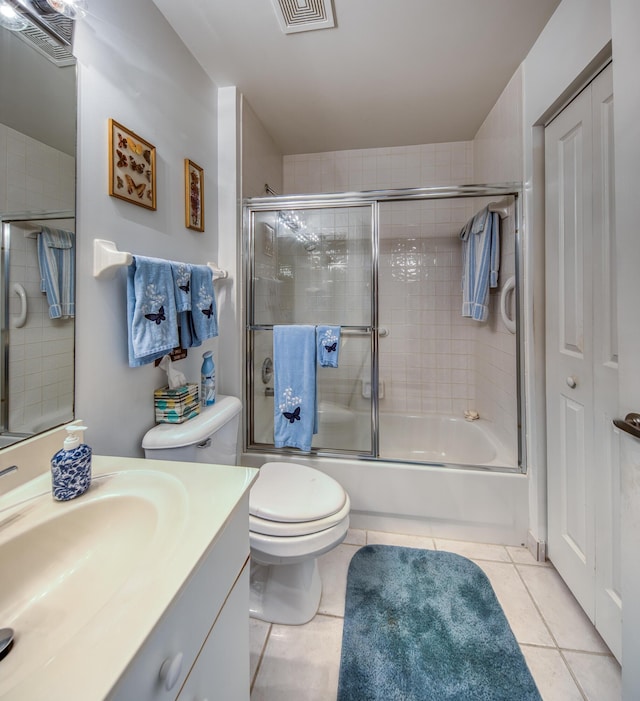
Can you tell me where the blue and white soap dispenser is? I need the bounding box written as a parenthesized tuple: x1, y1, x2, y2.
(51, 425, 92, 501)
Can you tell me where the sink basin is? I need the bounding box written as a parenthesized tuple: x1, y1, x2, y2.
(0, 466, 192, 698)
(0, 456, 257, 701)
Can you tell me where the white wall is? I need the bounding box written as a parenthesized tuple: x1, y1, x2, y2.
(73, 0, 219, 457)
(241, 98, 283, 199)
(521, 0, 640, 693)
(521, 0, 611, 553)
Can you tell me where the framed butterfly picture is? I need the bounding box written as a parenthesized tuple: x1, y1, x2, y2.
(108, 119, 156, 210)
(185, 159, 204, 231)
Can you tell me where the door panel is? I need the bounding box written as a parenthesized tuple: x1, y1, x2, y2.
(591, 66, 621, 660)
(546, 85, 595, 617)
(546, 63, 620, 659)
(247, 205, 374, 455)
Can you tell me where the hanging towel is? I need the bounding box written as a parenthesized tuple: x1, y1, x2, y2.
(171, 261, 193, 349)
(273, 325, 318, 452)
(127, 255, 179, 367)
(316, 325, 341, 368)
(37, 226, 75, 319)
(171, 261, 193, 313)
(180, 264, 218, 348)
(460, 207, 500, 322)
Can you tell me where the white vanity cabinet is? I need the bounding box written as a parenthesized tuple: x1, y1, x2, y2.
(108, 493, 252, 701)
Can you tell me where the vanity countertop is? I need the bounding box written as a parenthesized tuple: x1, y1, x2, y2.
(0, 455, 258, 700)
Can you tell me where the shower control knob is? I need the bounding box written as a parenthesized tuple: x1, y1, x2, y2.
(566, 376, 577, 389)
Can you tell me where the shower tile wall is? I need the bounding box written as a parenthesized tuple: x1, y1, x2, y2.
(283, 140, 518, 462)
(379, 199, 477, 415)
(0, 124, 75, 212)
(284, 141, 473, 194)
(1, 123, 75, 433)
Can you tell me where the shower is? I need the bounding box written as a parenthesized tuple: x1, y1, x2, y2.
(244, 184, 524, 474)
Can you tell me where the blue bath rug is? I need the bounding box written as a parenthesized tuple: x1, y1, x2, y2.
(337, 545, 541, 701)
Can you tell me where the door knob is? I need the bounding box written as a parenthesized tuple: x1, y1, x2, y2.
(159, 652, 183, 691)
(566, 376, 577, 388)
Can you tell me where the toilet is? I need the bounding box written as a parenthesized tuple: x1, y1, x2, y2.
(142, 395, 351, 626)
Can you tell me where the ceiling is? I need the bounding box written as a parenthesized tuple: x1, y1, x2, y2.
(153, 0, 561, 155)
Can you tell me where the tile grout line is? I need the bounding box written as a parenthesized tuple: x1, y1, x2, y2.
(512, 562, 589, 701)
(250, 622, 273, 694)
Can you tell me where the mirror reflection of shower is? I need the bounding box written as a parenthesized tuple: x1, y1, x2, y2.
(0, 213, 75, 447)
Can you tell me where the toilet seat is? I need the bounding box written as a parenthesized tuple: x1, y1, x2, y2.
(250, 494, 351, 536)
(250, 462, 347, 528)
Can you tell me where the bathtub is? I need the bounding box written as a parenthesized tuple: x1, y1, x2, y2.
(378, 413, 515, 468)
(244, 411, 527, 546)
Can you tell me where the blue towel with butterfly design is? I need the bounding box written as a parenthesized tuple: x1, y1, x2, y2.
(175, 264, 218, 347)
(316, 325, 341, 368)
(171, 261, 192, 313)
(127, 256, 179, 367)
(273, 325, 318, 452)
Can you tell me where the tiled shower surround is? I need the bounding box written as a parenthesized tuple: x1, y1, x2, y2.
(281, 140, 518, 464)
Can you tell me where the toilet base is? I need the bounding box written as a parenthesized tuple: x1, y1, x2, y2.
(249, 557, 322, 625)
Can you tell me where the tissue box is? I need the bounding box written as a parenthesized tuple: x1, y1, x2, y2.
(154, 383, 200, 424)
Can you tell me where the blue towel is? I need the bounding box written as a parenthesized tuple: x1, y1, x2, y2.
(273, 325, 318, 452)
(127, 255, 179, 367)
(317, 325, 341, 367)
(179, 264, 218, 348)
(171, 262, 193, 312)
(37, 226, 75, 319)
(460, 207, 500, 322)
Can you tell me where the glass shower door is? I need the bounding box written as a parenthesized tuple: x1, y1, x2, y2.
(247, 204, 374, 454)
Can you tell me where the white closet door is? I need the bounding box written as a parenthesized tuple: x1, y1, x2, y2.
(545, 64, 620, 659)
(546, 83, 595, 616)
(590, 65, 621, 659)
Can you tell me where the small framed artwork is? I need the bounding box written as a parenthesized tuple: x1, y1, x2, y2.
(185, 159, 204, 231)
(108, 119, 156, 210)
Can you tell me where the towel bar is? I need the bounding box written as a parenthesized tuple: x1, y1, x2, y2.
(488, 196, 514, 219)
(92, 238, 228, 281)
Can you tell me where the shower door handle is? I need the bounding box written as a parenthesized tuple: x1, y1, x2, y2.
(500, 276, 516, 334)
(12, 283, 27, 328)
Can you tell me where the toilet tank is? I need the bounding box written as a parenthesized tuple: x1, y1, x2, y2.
(142, 395, 241, 465)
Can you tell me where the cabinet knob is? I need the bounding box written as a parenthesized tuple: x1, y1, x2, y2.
(159, 651, 183, 691)
(566, 376, 577, 388)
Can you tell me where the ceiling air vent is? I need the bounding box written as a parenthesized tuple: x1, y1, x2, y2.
(16, 22, 75, 66)
(270, 0, 336, 34)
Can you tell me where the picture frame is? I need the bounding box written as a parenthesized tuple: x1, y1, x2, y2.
(108, 119, 156, 210)
(185, 159, 204, 231)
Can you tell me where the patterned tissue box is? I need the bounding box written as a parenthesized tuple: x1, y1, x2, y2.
(154, 383, 200, 424)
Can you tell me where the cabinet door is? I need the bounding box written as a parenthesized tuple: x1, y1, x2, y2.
(177, 562, 250, 701)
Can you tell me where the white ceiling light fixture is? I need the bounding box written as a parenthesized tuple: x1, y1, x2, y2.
(0, 1, 29, 31)
(44, 0, 86, 19)
(270, 0, 335, 34)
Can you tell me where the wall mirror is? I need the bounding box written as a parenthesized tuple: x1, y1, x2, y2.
(0, 5, 76, 447)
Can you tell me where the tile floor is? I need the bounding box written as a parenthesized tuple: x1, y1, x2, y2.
(249, 529, 621, 701)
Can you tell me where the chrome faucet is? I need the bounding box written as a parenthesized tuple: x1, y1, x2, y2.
(0, 465, 18, 479)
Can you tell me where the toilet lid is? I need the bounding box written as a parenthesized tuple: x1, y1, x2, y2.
(250, 462, 346, 523)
